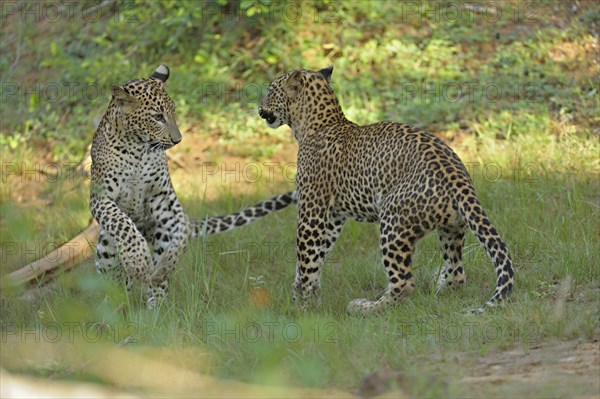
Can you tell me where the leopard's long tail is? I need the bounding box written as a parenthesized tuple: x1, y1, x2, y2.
(190, 191, 297, 238)
(457, 185, 514, 313)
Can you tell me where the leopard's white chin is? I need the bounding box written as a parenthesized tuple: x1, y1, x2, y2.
(266, 119, 283, 129)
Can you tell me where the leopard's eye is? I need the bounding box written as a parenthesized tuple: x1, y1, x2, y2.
(153, 114, 166, 123)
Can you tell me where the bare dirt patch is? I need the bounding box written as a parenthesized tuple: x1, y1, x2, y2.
(460, 339, 600, 398)
(363, 337, 600, 398)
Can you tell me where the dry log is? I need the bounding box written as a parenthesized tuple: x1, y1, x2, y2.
(3, 221, 99, 289)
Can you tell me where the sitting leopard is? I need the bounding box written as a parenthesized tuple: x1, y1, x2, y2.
(258, 66, 514, 314)
(91, 65, 295, 308)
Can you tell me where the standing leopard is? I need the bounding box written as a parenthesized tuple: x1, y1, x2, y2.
(91, 65, 295, 308)
(258, 66, 514, 314)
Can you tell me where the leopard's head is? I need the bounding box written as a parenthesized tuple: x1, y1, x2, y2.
(110, 64, 181, 149)
(258, 66, 336, 131)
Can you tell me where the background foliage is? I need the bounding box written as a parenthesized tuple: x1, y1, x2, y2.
(2, 0, 598, 159)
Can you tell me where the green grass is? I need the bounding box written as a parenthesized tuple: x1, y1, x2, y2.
(1, 0, 599, 397)
(1, 131, 598, 396)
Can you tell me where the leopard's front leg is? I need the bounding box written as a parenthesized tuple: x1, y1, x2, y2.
(91, 197, 153, 293)
(95, 228, 131, 288)
(146, 192, 190, 308)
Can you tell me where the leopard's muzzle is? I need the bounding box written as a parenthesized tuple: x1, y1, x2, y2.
(258, 107, 277, 125)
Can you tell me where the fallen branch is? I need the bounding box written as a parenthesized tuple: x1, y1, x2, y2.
(3, 221, 99, 290)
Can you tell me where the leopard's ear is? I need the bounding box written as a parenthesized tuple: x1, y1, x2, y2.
(150, 64, 170, 83)
(111, 85, 138, 114)
(285, 70, 303, 98)
(318, 65, 333, 83)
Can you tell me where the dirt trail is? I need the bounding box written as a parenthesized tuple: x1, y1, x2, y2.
(459, 339, 600, 398)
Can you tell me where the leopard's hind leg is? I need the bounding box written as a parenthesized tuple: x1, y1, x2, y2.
(435, 222, 468, 291)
